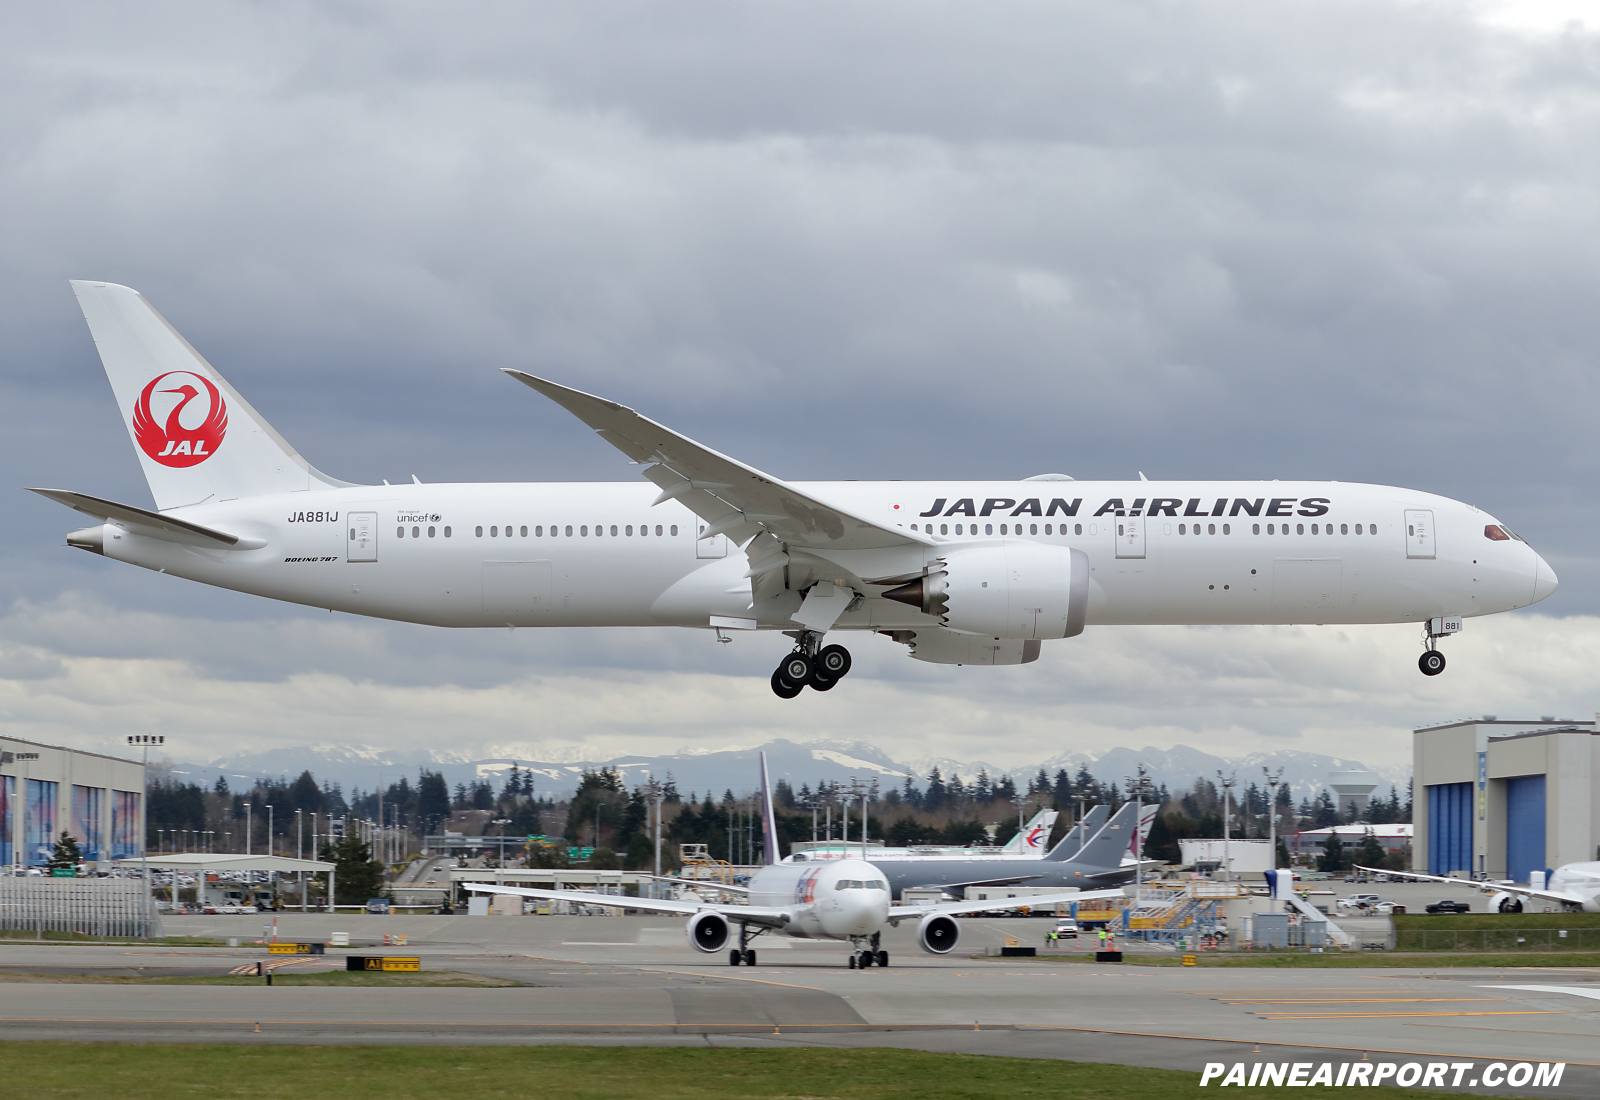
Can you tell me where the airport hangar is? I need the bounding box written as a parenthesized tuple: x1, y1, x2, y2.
(0, 735, 147, 868)
(1414, 714, 1599, 882)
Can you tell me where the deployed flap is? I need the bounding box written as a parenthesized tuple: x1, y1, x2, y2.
(28, 488, 263, 550)
(503, 371, 931, 553)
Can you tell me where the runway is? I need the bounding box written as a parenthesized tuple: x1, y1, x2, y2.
(1, 914, 1596, 1096)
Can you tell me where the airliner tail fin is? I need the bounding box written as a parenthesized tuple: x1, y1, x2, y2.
(70, 281, 349, 510)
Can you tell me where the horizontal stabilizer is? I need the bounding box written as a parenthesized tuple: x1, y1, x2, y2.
(28, 488, 263, 550)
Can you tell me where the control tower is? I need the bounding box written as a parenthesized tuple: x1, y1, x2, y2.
(1327, 769, 1380, 820)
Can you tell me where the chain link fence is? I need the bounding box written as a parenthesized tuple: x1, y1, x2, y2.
(1395, 926, 1600, 951)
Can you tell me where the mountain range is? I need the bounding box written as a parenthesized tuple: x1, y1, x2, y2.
(162, 738, 1409, 806)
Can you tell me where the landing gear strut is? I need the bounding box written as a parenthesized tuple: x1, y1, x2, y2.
(728, 924, 759, 966)
(846, 932, 886, 969)
(1418, 617, 1459, 677)
(770, 631, 852, 698)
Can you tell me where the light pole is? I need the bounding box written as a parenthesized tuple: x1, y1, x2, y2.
(1263, 767, 1284, 870)
(641, 779, 664, 878)
(841, 776, 878, 860)
(1217, 771, 1237, 882)
(492, 818, 512, 888)
(1124, 765, 1154, 895)
(267, 803, 274, 859)
(126, 735, 163, 930)
(244, 801, 252, 857)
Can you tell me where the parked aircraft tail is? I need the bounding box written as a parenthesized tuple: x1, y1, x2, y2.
(70, 281, 349, 511)
(1060, 802, 1138, 869)
(759, 751, 780, 866)
(1043, 805, 1108, 861)
(1000, 809, 1058, 855)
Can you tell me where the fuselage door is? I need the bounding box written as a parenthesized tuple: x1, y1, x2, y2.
(696, 524, 728, 559)
(347, 511, 377, 562)
(1404, 509, 1435, 559)
(1115, 516, 1145, 559)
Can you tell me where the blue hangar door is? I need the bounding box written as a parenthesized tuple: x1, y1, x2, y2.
(1504, 775, 1547, 884)
(1427, 782, 1473, 876)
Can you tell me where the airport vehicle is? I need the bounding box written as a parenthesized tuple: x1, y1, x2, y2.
(461, 754, 1124, 967)
(38, 283, 1558, 697)
(1052, 918, 1079, 939)
(1361, 863, 1600, 914)
(1335, 893, 1382, 913)
(859, 803, 1139, 899)
(1424, 899, 1471, 915)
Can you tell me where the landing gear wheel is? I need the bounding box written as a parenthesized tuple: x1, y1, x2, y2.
(729, 949, 742, 966)
(770, 669, 803, 699)
(876, 950, 888, 968)
(742, 949, 756, 966)
(1418, 650, 1446, 676)
(816, 644, 852, 679)
(847, 954, 857, 969)
(858, 950, 874, 969)
(810, 668, 837, 691)
(781, 652, 815, 685)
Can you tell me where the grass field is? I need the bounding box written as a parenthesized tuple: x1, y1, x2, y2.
(0, 931, 223, 946)
(0, 1043, 1480, 1100)
(1037, 950, 1600, 968)
(0, 970, 519, 986)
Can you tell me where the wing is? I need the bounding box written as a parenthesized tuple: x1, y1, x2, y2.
(1355, 866, 1587, 907)
(29, 488, 265, 550)
(503, 372, 931, 556)
(460, 882, 791, 926)
(888, 887, 1126, 922)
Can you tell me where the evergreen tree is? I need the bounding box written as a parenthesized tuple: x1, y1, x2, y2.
(1317, 832, 1349, 874)
(992, 775, 1016, 803)
(901, 775, 922, 810)
(452, 783, 470, 809)
(417, 770, 451, 832)
(1052, 769, 1072, 809)
(923, 768, 946, 812)
(318, 834, 386, 905)
(213, 775, 229, 797)
(662, 773, 681, 803)
(48, 831, 82, 873)
(973, 769, 992, 802)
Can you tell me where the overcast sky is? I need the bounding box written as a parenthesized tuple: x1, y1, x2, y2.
(5, 0, 1600, 775)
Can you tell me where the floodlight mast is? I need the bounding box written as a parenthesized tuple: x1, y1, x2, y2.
(1217, 771, 1237, 882)
(1124, 765, 1154, 894)
(1263, 767, 1285, 871)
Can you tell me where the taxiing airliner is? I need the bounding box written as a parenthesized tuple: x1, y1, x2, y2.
(1362, 863, 1600, 913)
(35, 282, 1557, 697)
(463, 753, 1124, 967)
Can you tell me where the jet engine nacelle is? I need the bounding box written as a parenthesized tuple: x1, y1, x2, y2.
(916, 912, 961, 954)
(884, 543, 1088, 641)
(1489, 891, 1522, 914)
(686, 911, 732, 953)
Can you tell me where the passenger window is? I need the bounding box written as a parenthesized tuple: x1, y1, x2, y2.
(626, 525, 634, 536)
(1296, 524, 1304, 535)
(656, 525, 664, 536)
(1179, 524, 1186, 535)
(521, 526, 528, 537)
(1207, 524, 1214, 536)
(536, 526, 543, 537)
(490, 526, 498, 537)
(955, 524, 963, 534)
(565, 525, 573, 536)
(1408, 524, 1414, 536)
(1222, 524, 1230, 535)
(1118, 524, 1125, 536)
(1311, 524, 1318, 535)
(941, 524, 949, 535)
(670, 525, 678, 536)
(443, 527, 451, 537)
(1252, 524, 1260, 535)
(1355, 523, 1362, 535)
(1370, 525, 1377, 535)
(428, 526, 435, 538)
(985, 524, 993, 535)
(1266, 524, 1274, 535)
(1044, 524, 1052, 535)
(581, 525, 588, 536)
(413, 526, 420, 539)
(396, 526, 404, 538)
(475, 526, 483, 537)
(1075, 523, 1083, 535)
(1340, 524, 1348, 535)
(611, 525, 618, 536)
(1030, 524, 1038, 535)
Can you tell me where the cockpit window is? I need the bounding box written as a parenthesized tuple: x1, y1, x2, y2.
(835, 879, 889, 891)
(1484, 525, 1511, 541)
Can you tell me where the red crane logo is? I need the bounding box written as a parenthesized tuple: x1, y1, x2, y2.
(133, 372, 227, 467)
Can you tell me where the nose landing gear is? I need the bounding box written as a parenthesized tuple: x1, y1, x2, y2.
(769, 632, 853, 698)
(1418, 616, 1461, 677)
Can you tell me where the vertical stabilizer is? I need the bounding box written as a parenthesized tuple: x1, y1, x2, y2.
(1044, 804, 1108, 861)
(1061, 802, 1137, 869)
(70, 281, 349, 510)
(1001, 809, 1059, 856)
(759, 751, 780, 866)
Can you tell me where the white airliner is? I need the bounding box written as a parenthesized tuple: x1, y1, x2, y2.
(36, 282, 1558, 696)
(463, 754, 1123, 967)
(1360, 863, 1600, 913)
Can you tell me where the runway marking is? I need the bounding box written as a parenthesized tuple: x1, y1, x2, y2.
(1254, 1011, 1569, 1021)
(518, 956, 825, 991)
(1219, 998, 1508, 1005)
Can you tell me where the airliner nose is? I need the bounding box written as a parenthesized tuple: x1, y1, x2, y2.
(1533, 554, 1558, 605)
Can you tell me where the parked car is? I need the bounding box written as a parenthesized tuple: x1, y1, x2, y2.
(1336, 894, 1382, 913)
(1052, 919, 1079, 939)
(1425, 899, 1472, 914)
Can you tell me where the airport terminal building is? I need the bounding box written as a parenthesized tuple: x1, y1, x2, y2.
(0, 736, 146, 868)
(1414, 715, 1600, 882)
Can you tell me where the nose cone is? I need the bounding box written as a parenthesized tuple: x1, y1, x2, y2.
(1533, 554, 1559, 605)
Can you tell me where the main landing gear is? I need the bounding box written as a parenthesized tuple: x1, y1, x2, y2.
(728, 925, 760, 966)
(845, 933, 888, 969)
(770, 631, 853, 698)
